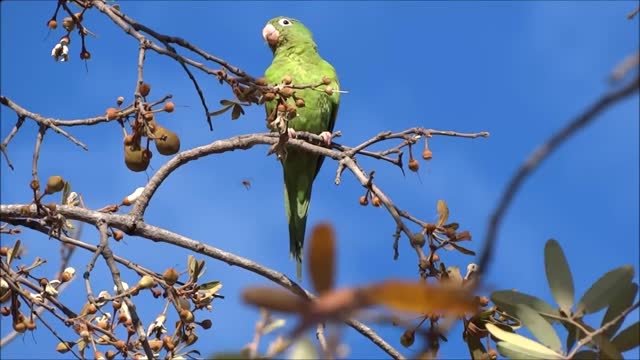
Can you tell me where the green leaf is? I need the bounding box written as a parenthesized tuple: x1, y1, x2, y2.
(602, 282, 638, 338)
(288, 337, 318, 360)
(576, 265, 635, 317)
(7, 239, 21, 266)
(491, 290, 560, 322)
(487, 323, 563, 359)
(611, 321, 640, 353)
(436, 200, 449, 227)
(61, 181, 71, 205)
(496, 341, 558, 360)
(466, 331, 488, 360)
(514, 304, 562, 353)
(544, 239, 575, 315)
(219, 99, 237, 106)
(449, 242, 476, 256)
(231, 104, 245, 120)
(571, 350, 598, 359)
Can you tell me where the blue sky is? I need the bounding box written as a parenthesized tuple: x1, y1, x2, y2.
(1, 1, 638, 359)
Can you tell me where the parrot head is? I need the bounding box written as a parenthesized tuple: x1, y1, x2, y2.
(262, 16, 316, 52)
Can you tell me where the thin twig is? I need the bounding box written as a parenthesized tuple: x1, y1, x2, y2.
(477, 74, 639, 281)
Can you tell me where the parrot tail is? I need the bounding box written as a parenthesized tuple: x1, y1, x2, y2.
(282, 154, 316, 283)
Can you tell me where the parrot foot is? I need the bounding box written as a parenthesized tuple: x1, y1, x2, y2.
(319, 131, 333, 146)
(287, 128, 297, 139)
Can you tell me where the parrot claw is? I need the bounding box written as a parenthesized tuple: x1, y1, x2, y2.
(287, 128, 297, 139)
(319, 131, 333, 146)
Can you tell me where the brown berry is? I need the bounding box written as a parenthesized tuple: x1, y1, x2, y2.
(282, 75, 292, 84)
(47, 19, 57, 29)
(74, 12, 83, 22)
(106, 108, 118, 120)
(295, 99, 305, 108)
(153, 126, 181, 156)
(255, 77, 267, 86)
(0, 247, 7, 257)
(322, 76, 332, 85)
(45, 176, 65, 194)
(113, 231, 124, 241)
(124, 144, 150, 172)
(116, 96, 124, 106)
(164, 102, 175, 113)
(39, 278, 49, 287)
(408, 159, 419, 172)
(431, 253, 440, 262)
(13, 321, 26, 333)
(277, 104, 286, 113)
(179, 309, 194, 323)
(80, 50, 91, 60)
(56, 341, 72, 353)
(263, 92, 276, 101)
(163, 336, 175, 351)
(138, 82, 151, 97)
(148, 339, 163, 352)
(30, 179, 40, 191)
(123, 135, 134, 146)
(324, 86, 333, 95)
(359, 195, 369, 206)
(200, 319, 212, 329)
(400, 329, 415, 348)
(411, 233, 426, 248)
(372, 196, 381, 207)
(280, 87, 294, 98)
(62, 17, 75, 31)
(25, 319, 36, 330)
(422, 149, 433, 160)
(162, 268, 179, 286)
(1, 307, 10, 316)
(479, 296, 489, 307)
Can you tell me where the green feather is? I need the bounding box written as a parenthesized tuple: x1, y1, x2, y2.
(263, 16, 340, 281)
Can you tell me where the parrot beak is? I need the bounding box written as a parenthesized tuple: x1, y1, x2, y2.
(262, 23, 279, 46)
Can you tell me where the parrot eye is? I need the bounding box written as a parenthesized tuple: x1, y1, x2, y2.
(278, 18, 292, 26)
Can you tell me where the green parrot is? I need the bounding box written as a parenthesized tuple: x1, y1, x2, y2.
(262, 16, 340, 281)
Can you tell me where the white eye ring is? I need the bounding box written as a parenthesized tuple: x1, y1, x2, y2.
(278, 18, 292, 26)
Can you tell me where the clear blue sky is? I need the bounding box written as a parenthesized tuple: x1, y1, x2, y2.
(1, 1, 638, 359)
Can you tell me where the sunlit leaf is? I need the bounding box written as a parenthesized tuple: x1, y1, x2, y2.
(288, 337, 318, 360)
(199, 281, 222, 297)
(596, 333, 624, 360)
(307, 223, 335, 296)
(611, 321, 640, 353)
(544, 239, 575, 315)
(7, 239, 21, 266)
(363, 280, 476, 315)
(242, 287, 306, 314)
(491, 290, 559, 322)
(449, 242, 476, 256)
(487, 323, 563, 359)
(602, 282, 638, 338)
(496, 341, 560, 360)
(263, 318, 286, 335)
(436, 200, 449, 227)
(514, 304, 562, 353)
(576, 265, 635, 317)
